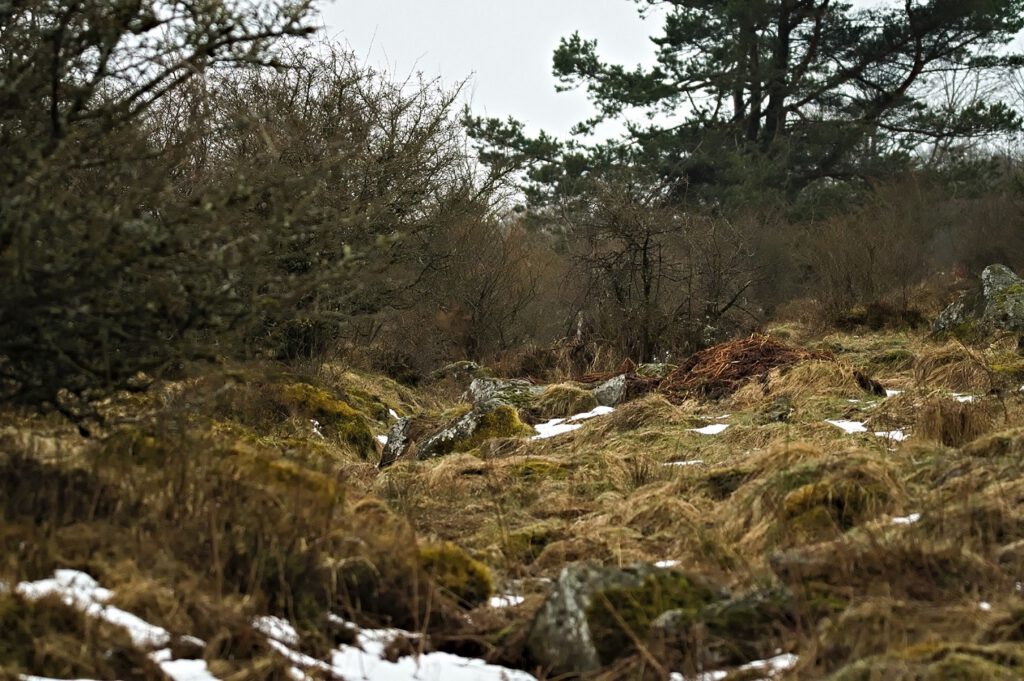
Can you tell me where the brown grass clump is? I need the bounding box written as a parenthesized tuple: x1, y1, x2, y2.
(722, 445, 905, 551)
(532, 383, 598, 420)
(661, 335, 833, 401)
(915, 396, 994, 447)
(595, 393, 683, 433)
(729, 360, 863, 408)
(816, 599, 989, 674)
(914, 342, 991, 393)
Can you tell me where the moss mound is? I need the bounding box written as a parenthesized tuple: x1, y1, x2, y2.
(585, 570, 718, 665)
(533, 384, 598, 420)
(418, 542, 494, 607)
(725, 449, 905, 548)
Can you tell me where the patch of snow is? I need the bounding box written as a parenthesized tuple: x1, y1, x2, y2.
(271, 620, 538, 681)
(532, 406, 615, 440)
(715, 414, 731, 420)
(310, 419, 325, 439)
(826, 419, 867, 434)
(953, 394, 977, 403)
(254, 615, 300, 647)
(664, 460, 704, 467)
(874, 430, 908, 442)
(532, 418, 582, 440)
(375, 434, 388, 446)
(152, 655, 219, 681)
(690, 424, 730, 436)
(388, 408, 399, 419)
(655, 560, 680, 568)
(488, 594, 525, 608)
(16, 570, 170, 649)
(885, 389, 903, 398)
(980, 601, 993, 612)
(891, 512, 922, 526)
(672, 653, 799, 681)
(569, 405, 615, 421)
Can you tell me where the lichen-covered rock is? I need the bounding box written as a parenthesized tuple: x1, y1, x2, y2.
(378, 417, 413, 468)
(464, 377, 543, 408)
(417, 402, 534, 459)
(933, 264, 1024, 337)
(982, 264, 1024, 333)
(527, 563, 720, 675)
(636, 363, 677, 379)
(592, 375, 627, 407)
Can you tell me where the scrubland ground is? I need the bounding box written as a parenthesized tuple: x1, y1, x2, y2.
(5, 326, 1024, 680)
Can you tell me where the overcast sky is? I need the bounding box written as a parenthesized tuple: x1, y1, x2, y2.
(319, 0, 659, 138)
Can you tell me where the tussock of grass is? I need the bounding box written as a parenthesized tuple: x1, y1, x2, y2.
(722, 445, 905, 551)
(915, 396, 994, 447)
(532, 383, 598, 420)
(915, 343, 991, 393)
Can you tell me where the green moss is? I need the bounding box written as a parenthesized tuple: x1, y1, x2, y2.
(508, 458, 570, 480)
(585, 571, 718, 665)
(277, 382, 376, 459)
(783, 477, 885, 532)
(419, 542, 494, 607)
(504, 522, 560, 564)
(445, 406, 535, 455)
(221, 443, 342, 503)
(533, 384, 598, 420)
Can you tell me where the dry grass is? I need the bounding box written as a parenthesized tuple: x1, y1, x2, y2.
(662, 334, 834, 401)
(915, 396, 995, 447)
(11, 328, 1024, 680)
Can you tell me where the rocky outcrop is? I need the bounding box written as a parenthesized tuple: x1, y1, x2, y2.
(933, 264, 1024, 337)
(527, 563, 719, 675)
(591, 375, 627, 407)
(464, 377, 543, 408)
(376, 402, 534, 468)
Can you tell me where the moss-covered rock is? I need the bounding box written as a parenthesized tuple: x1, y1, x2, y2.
(418, 542, 494, 607)
(465, 377, 542, 408)
(533, 384, 599, 420)
(416, 403, 535, 460)
(503, 522, 561, 564)
(527, 563, 721, 675)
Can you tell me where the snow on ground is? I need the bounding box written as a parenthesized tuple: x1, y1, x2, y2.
(14, 570, 537, 681)
(954, 394, 977, 403)
(891, 512, 922, 526)
(825, 419, 868, 434)
(16, 570, 171, 649)
(655, 560, 680, 568)
(690, 424, 730, 436)
(253, 615, 301, 646)
(670, 653, 799, 681)
(885, 389, 903, 397)
(489, 594, 525, 608)
(874, 429, 908, 442)
(532, 406, 615, 440)
(376, 434, 389, 446)
(663, 460, 704, 467)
